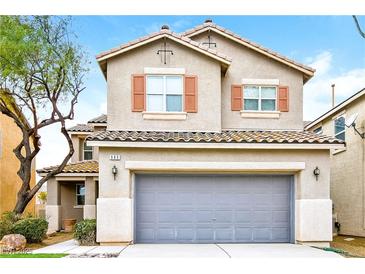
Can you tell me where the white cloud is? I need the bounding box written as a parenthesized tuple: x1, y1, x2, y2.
(307, 51, 332, 76)
(303, 51, 365, 121)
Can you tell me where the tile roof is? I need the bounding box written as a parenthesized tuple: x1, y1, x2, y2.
(37, 160, 98, 174)
(88, 114, 107, 124)
(181, 22, 315, 76)
(87, 130, 344, 145)
(96, 29, 232, 64)
(67, 124, 93, 132)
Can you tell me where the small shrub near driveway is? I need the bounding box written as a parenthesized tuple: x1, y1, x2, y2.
(0, 212, 22, 239)
(74, 219, 96, 246)
(12, 218, 48, 243)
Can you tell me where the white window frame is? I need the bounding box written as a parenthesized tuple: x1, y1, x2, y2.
(334, 115, 346, 141)
(243, 85, 277, 112)
(146, 75, 184, 112)
(75, 183, 85, 206)
(83, 140, 93, 160)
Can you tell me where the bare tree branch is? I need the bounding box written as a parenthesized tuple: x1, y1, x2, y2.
(353, 15, 365, 39)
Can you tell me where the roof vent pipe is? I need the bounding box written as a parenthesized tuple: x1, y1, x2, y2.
(205, 19, 213, 23)
(331, 84, 335, 108)
(161, 25, 170, 30)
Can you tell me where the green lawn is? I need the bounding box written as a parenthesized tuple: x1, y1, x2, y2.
(0, 253, 68, 258)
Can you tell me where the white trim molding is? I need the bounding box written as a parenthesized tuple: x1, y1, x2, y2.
(240, 110, 280, 119)
(144, 67, 185, 75)
(125, 161, 306, 172)
(88, 140, 344, 150)
(142, 111, 187, 120)
(242, 78, 280, 85)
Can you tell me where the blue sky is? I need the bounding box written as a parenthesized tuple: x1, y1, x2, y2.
(38, 16, 365, 169)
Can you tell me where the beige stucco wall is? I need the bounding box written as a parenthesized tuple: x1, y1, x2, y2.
(192, 32, 304, 130)
(96, 146, 332, 243)
(106, 38, 222, 132)
(0, 113, 35, 215)
(315, 97, 365, 237)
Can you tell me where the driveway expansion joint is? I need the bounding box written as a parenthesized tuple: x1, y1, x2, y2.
(215, 244, 231, 258)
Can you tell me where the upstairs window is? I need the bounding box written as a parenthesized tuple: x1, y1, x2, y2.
(243, 85, 277, 111)
(313, 126, 323, 134)
(83, 141, 93, 160)
(146, 75, 183, 112)
(334, 116, 345, 141)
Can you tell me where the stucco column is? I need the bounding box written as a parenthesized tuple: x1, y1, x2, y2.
(83, 177, 96, 219)
(45, 178, 61, 233)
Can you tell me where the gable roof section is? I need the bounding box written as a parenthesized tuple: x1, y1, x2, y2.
(181, 22, 315, 81)
(96, 29, 232, 78)
(67, 124, 93, 132)
(305, 88, 365, 130)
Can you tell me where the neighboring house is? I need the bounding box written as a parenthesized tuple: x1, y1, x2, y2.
(306, 88, 365, 237)
(37, 114, 107, 228)
(0, 112, 35, 215)
(40, 19, 344, 246)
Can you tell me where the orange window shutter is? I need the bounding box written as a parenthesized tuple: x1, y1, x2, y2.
(231, 85, 242, 111)
(184, 75, 198, 113)
(131, 74, 145, 112)
(278, 86, 289, 112)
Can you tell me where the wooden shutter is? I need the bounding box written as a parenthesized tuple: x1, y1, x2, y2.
(231, 85, 242, 111)
(278, 86, 289, 112)
(131, 74, 145, 112)
(184, 75, 197, 113)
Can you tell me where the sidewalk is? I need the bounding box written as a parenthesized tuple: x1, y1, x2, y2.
(32, 240, 127, 257)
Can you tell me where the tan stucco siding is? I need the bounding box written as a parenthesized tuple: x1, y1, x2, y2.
(192, 32, 304, 130)
(0, 113, 35, 214)
(317, 97, 365, 236)
(106, 39, 222, 132)
(98, 147, 330, 200)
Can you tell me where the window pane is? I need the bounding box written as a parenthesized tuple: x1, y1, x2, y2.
(314, 127, 323, 134)
(166, 76, 183, 94)
(244, 86, 259, 98)
(166, 95, 182, 112)
(76, 185, 85, 195)
(335, 132, 345, 141)
(335, 117, 345, 134)
(84, 151, 93, 160)
(261, 99, 276, 111)
(147, 94, 163, 111)
(147, 76, 163, 94)
(244, 99, 259, 110)
(261, 87, 276, 98)
(77, 195, 85, 206)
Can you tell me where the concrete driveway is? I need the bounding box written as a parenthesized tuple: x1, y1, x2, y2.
(118, 244, 342, 258)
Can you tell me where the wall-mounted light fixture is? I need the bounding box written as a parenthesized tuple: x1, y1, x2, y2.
(313, 166, 320, 181)
(112, 165, 118, 180)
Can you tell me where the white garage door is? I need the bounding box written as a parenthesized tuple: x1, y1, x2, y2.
(135, 174, 293, 243)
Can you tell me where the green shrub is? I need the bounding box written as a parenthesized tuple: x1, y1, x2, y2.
(74, 219, 96, 246)
(12, 218, 48, 243)
(0, 211, 22, 239)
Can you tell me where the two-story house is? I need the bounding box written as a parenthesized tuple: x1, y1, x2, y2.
(38, 114, 106, 229)
(40, 19, 344, 246)
(306, 88, 365, 237)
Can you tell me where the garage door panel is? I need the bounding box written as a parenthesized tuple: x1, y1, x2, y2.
(235, 211, 252, 223)
(135, 174, 292, 243)
(235, 227, 253, 241)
